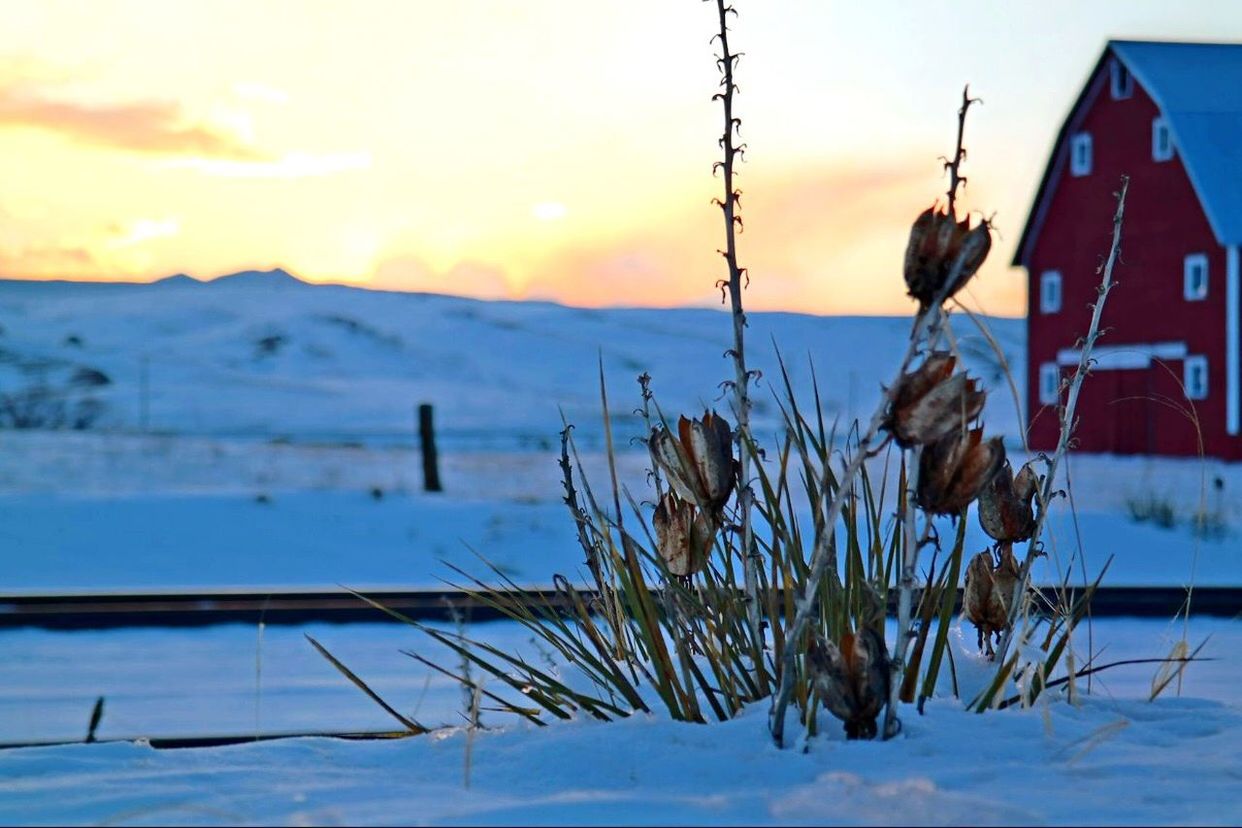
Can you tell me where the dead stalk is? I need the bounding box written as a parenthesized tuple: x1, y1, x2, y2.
(711, 0, 763, 650)
(990, 175, 1130, 674)
(771, 87, 979, 747)
(769, 299, 951, 746)
(880, 87, 977, 740)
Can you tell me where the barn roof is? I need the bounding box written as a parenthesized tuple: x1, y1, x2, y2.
(1013, 40, 1242, 265)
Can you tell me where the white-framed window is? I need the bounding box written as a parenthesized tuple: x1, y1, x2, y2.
(1070, 132, 1093, 176)
(1184, 253, 1209, 301)
(1110, 60, 1133, 99)
(1152, 116, 1174, 162)
(1039, 363, 1060, 405)
(1040, 270, 1063, 314)
(1184, 355, 1208, 400)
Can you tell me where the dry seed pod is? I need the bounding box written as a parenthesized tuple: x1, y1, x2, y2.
(652, 493, 713, 578)
(649, 411, 735, 512)
(917, 428, 1005, 516)
(887, 352, 986, 448)
(903, 206, 992, 309)
(977, 461, 1038, 542)
(806, 626, 891, 740)
(682, 412, 734, 508)
(1013, 463, 1039, 502)
(952, 220, 992, 294)
(992, 543, 1021, 617)
(962, 549, 1008, 657)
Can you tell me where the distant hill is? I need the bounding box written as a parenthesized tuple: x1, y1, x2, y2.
(0, 274, 1025, 448)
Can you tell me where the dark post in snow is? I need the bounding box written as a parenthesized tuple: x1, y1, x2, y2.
(418, 403, 442, 493)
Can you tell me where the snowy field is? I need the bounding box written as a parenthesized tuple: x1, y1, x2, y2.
(2, 273, 1238, 593)
(2, 275, 1241, 825)
(1, 617, 1240, 825)
(0, 431, 1238, 591)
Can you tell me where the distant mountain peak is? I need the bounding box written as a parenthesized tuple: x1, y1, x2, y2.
(211, 267, 305, 286)
(153, 273, 203, 286)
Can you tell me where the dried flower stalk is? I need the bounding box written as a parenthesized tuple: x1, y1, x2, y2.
(711, 0, 763, 651)
(987, 175, 1130, 675)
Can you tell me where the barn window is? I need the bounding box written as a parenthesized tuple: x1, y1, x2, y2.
(1040, 270, 1062, 314)
(1110, 60, 1133, 99)
(1039, 363, 1060, 405)
(1070, 133, 1092, 176)
(1184, 253, 1209, 301)
(1152, 117, 1174, 162)
(1184, 355, 1209, 400)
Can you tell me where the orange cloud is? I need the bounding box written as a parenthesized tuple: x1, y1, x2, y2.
(522, 160, 976, 314)
(0, 83, 262, 159)
(0, 240, 99, 278)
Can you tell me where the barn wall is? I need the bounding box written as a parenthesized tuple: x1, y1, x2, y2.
(1025, 55, 1237, 460)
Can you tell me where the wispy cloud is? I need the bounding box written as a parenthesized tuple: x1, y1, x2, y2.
(106, 217, 181, 248)
(0, 83, 263, 159)
(0, 240, 100, 278)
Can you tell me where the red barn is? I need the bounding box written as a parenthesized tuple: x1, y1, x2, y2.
(1014, 40, 1242, 459)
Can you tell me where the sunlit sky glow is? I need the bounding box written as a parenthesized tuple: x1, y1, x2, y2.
(2, 1, 1240, 316)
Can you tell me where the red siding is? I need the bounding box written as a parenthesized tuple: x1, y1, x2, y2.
(1025, 55, 1237, 459)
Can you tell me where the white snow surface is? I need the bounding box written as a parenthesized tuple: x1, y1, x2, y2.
(1, 618, 1240, 825)
(0, 273, 1239, 591)
(2, 276, 1242, 824)
(0, 271, 1024, 444)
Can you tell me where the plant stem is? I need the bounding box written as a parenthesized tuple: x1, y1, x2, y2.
(711, 0, 763, 663)
(883, 446, 922, 738)
(986, 175, 1130, 681)
(768, 302, 947, 746)
(770, 86, 979, 747)
(945, 86, 973, 218)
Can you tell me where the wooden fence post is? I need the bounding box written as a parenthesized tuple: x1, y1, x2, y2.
(418, 403, 443, 492)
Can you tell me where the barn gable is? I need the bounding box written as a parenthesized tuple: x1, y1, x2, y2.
(1017, 39, 1242, 460)
(1014, 40, 1242, 267)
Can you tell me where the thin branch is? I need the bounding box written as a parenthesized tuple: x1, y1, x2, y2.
(945, 86, 980, 217)
(987, 175, 1130, 681)
(711, 0, 764, 661)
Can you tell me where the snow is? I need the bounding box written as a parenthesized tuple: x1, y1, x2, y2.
(3, 618, 1236, 745)
(0, 275, 1238, 593)
(0, 484, 1237, 592)
(0, 273, 1024, 445)
(1, 618, 1240, 825)
(2, 276, 1241, 824)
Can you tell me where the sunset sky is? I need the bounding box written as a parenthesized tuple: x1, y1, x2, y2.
(1, 1, 1240, 316)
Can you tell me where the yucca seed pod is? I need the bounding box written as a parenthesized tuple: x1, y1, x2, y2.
(650, 426, 700, 505)
(1013, 462, 1039, 502)
(652, 493, 713, 578)
(977, 460, 1038, 542)
(682, 411, 734, 508)
(887, 352, 986, 448)
(916, 428, 1005, 516)
(806, 625, 891, 740)
(947, 219, 992, 297)
(992, 543, 1021, 617)
(903, 206, 992, 309)
(962, 549, 1008, 657)
(649, 411, 736, 513)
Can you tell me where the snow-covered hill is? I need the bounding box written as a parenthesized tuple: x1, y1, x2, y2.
(0, 269, 1025, 448)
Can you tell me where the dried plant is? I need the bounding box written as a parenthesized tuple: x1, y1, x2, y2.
(970, 177, 1131, 712)
(315, 6, 1209, 756)
(710, 0, 764, 653)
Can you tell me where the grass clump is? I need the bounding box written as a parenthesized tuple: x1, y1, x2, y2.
(314, 4, 1201, 750)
